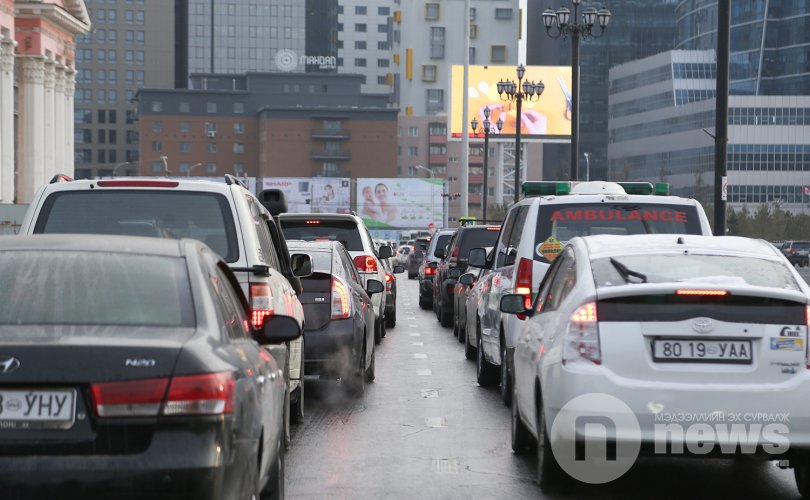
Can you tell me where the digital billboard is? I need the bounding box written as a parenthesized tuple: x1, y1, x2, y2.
(261, 177, 351, 214)
(449, 65, 573, 140)
(356, 178, 444, 229)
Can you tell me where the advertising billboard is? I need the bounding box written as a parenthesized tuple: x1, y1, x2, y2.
(356, 178, 444, 229)
(261, 177, 351, 214)
(449, 65, 573, 140)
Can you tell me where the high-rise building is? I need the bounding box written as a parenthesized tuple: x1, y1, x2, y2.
(675, 1, 810, 95)
(337, 0, 395, 96)
(73, 0, 174, 179)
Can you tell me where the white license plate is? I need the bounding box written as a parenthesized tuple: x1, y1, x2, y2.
(0, 389, 76, 429)
(653, 339, 752, 363)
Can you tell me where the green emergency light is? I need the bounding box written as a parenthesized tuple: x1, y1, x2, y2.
(522, 181, 571, 197)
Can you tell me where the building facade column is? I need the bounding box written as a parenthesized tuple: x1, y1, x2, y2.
(63, 68, 75, 178)
(43, 60, 56, 184)
(19, 56, 45, 204)
(0, 37, 15, 203)
(53, 65, 66, 175)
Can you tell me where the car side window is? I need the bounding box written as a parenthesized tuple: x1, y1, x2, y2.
(496, 207, 519, 268)
(208, 261, 249, 341)
(508, 206, 529, 255)
(246, 197, 281, 270)
(543, 250, 576, 313)
(340, 246, 361, 284)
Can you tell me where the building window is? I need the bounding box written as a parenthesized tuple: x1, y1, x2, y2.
(495, 8, 513, 19)
(207, 102, 217, 113)
(470, 24, 478, 39)
(408, 146, 418, 156)
(151, 161, 163, 173)
(355, 41, 367, 50)
(427, 89, 444, 114)
(425, 3, 439, 20)
(378, 59, 390, 68)
(409, 127, 419, 137)
(431, 27, 445, 59)
(469, 47, 476, 64)
(151, 121, 162, 132)
(422, 65, 437, 82)
(151, 101, 163, 112)
(233, 102, 244, 114)
(355, 6, 366, 15)
(179, 163, 190, 173)
(378, 24, 387, 33)
(379, 7, 390, 15)
(207, 143, 217, 153)
(470, 7, 477, 21)
(180, 142, 190, 153)
(206, 163, 217, 174)
(355, 23, 367, 32)
(180, 121, 190, 132)
(233, 143, 245, 154)
(179, 102, 190, 113)
(491, 45, 507, 62)
(234, 122, 244, 134)
(355, 58, 367, 67)
(151, 141, 162, 152)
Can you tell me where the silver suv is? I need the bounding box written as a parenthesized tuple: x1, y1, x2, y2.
(19, 174, 311, 443)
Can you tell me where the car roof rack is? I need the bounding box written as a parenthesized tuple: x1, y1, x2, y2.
(223, 174, 247, 189)
(49, 174, 74, 184)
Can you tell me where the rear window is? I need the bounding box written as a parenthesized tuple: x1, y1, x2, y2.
(289, 248, 332, 274)
(0, 251, 194, 327)
(591, 254, 800, 291)
(535, 203, 703, 263)
(432, 234, 453, 256)
(280, 219, 364, 251)
(457, 228, 500, 259)
(791, 242, 810, 250)
(34, 191, 239, 262)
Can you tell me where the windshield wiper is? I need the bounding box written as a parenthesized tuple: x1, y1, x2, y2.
(609, 258, 647, 284)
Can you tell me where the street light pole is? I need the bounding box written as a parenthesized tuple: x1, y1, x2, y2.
(186, 162, 204, 177)
(160, 155, 169, 176)
(542, 2, 611, 182)
(113, 162, 133, 177)
(472, 107, 503, 221)
(497, 65, 544, 203)
(583, 152, 590, 181)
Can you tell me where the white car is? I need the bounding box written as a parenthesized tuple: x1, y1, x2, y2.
(468, 180, 713, 406)
(502, 234, 810, 493)
(395, 244, 413, 266)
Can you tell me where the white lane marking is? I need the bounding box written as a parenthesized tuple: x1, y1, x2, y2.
(433, 457, 459, 473)
(425, 417, 446, 427)
(410, 333, 421, 337)
(414, 353, 427, 359)
(417, 369, 432, 376)
(421, 389, 439, 398)
(411, 342, 424, 346)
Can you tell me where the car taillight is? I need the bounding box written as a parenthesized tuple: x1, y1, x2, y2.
(250, 283, 274, 328)
(353, 255, 378, 273)
(91, 372, 235, 417)
(563, 302, 600, 365)
(452, 247, 459, 258)
(789, 249, 796, 254)
(425, 266, 434, 276)
(515, 257, 533, 318)
(332, 276, 351, 319)
(385, 273, 393, 291)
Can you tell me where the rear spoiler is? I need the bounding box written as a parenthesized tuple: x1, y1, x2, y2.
(258, 189, 288, 216)
(596, 282, 808, 304)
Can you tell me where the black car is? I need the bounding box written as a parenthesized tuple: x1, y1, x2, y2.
(380, 257, 404, 328)
(452, 247, 492, 343)
(781, 240, 810, 267)
(433, 225, 501, 328)
(406, 248, 424, 279)
(0, 235, 301, 500)
(287, 240, 384, 395)
(418, 229, 456, 310)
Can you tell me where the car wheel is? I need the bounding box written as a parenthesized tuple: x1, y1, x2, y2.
(464, 321, 477, 360)
(374, 316, 382, 345)
(290, 373, 304, 424)
(499, 341, 512, 407)
(511, 381, 536, 455)
(440, 305, 453, 328)
(380, 315, 387, 338)
(537, 398, 564, 492)
(346, 346, 366, 396)
(419, 294, 431, 310)
(385, 308, 396, 329)
(282, 388, 291, 450)
(260, 433, 285, 500)
(364, 344, 376, 383)
(477, 334, 498, 387)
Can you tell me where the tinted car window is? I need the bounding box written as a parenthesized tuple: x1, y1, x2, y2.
(280, 220, 364, 251)
(457, 228, 500, 260)
(432, 234, 452, 257)
(792, 242, 810, 250)
(535, 203, 703, 263)
(34, 191, 239, 262)
(0, 251, 194, 327)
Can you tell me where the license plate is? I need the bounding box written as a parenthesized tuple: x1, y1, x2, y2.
(652, 339, 752, 364)
(0, 389, 76, 429)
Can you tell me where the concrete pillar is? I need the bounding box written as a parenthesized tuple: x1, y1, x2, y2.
(0, 37, 15, 203)
(43, 60, 56, 183)
(53, 65, 66, 175)
(495, 142, 504, 205)
(19, 57, 45, 204)
(63, 69, 75, 178)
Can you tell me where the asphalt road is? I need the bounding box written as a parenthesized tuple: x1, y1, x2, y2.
(286, 277, 803, 500)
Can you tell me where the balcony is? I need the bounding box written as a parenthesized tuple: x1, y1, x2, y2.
(311, 149, 351, 161)
(311, 128, 351, 140)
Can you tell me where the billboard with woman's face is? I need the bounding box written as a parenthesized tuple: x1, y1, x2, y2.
(261, 178, 350, 213)
(356, 178, 444, 229)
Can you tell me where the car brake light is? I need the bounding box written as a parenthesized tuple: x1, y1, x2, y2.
(163, 372, 235, 415)
(353, 255, 378, 273)
(250, 283, 274, 328)
(425, 266, 434, 276)
(332, 277, 351, 319)
(563, 302, 600, 365)
(385, 273, 393, 291)
(452, 247, 459, 258)
(91, 378, 168, 417)
(675, 289, 728, 296)
(515, 257, 533, 318)
(306, 220, 320, 224)
(789, 249, 796, 254)
(96, 180, 179, 188)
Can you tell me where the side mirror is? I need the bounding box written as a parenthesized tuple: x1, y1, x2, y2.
(393, 265, 405, 274)
(504, 248, 518, 267)
(256, 314, 302, 344)
(435, 247, 446, 259)
(290, 253, 312, 277)
(378, 245, 393, 260)
(468, 247, 487, 268)
(459, 273, 475, 286)
(366, 278, 384, 295)
(500, 294, 531, 316)
(449, 268, 461, 279)
(257, 189, 288, 216)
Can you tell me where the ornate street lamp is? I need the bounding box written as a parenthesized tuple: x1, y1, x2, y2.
(542, 1, 611, 181)
(497, 64, 544, 202)
(471, 106, 503, 220)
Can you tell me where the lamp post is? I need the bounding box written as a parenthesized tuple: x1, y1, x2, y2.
(113, 162, 134, 177)
(186, 162, 205, 177)
(160, 155, 170, 176)
(583, 152, 590, 181)
(542, 1, 611, 182)
(497, 64, 544, 203)
(471, 106, 504, 221)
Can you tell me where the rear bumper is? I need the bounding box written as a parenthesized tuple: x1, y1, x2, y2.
(0, 421, 255, 499)
(304, 318, 360, 376)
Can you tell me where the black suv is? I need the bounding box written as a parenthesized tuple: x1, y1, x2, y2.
(781, 240, 810, 267)
(432, 225, 500, 328)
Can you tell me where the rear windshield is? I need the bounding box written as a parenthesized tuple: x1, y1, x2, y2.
(458, 228, 500, 259)
(0, 251, 194, 327)
(591, 254, 800, 291)
(34, 191, 239, 262)
(281, 219, 364, 251)
(432, 234, 453, 256)
(791, 242, 810, 249)
(289, 248, 332, 274)
(535, 203, 702, 263)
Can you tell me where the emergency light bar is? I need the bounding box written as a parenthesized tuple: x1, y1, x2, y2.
(522, 181, 670, 197)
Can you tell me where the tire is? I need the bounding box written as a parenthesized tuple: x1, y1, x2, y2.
(380, 316, 387, 338)
(464, 322, 477, 360)
(440, 304, 453, 328)
(260, 433, 285, 500)
(374, 316, 382, 345)
(499, 341, 512, 407)
(419, 293, 431, 310)
(385, 308, 396, 329)
(346, 345, 366, 396)
(537, 399, 565, 492)
(477, 334, 498, 387)
(290, 379, 304, 424)
(282, 388, 291, 450)
(364, 344, 376, 382)
(511, 381, 536, 455)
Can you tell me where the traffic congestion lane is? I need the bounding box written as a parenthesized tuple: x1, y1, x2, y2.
(286, 278, 800, 499)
